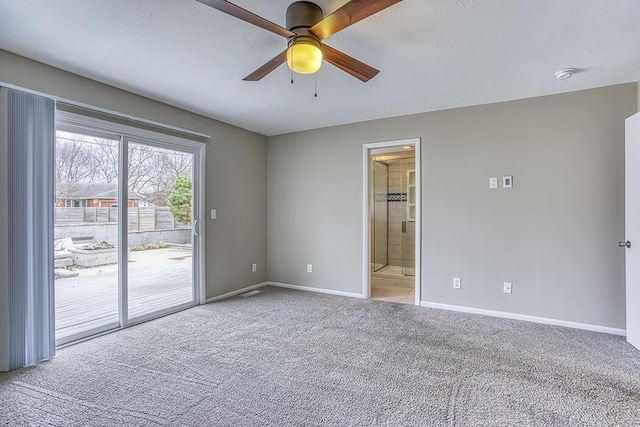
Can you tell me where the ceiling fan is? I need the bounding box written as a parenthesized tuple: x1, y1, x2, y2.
(196, 0, 403, 82)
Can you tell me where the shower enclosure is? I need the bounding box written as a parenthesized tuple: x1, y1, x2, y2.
(371, 154, 415, 277)
(372, 161, 388, 272)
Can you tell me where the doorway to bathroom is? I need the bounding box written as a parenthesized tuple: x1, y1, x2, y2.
(362, 138, 421, 305)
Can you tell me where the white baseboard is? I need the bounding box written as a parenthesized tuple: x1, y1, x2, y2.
(205, 282, 269, 303)
(205, 283, 624, 336)
(268, 282, 366, 299)
(420, 301, 626, 336)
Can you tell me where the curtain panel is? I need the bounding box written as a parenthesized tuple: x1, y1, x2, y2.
(1, 88, 55, 370)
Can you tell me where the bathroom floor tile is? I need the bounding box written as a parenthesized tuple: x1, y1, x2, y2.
(371, 277, 400, 288)
(370, 269, 415, 305)
(375, 296, 403, 303)
(395, 279, 415, 289)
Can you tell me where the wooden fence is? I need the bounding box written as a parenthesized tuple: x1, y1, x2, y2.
(54, 207, 189, 231)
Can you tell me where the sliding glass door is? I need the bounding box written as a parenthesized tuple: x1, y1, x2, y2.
(54, 128, 122, 343)
(126, 142, 195, 321)
(54, 113, 203, 346)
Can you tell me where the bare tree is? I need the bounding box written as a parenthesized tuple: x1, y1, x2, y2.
(55, 131, 193, 206)
(89, 139, 119, 184)
(161, 151, 192, 179)
(55, 134, 97, 184)
(130, 147, 193, 206)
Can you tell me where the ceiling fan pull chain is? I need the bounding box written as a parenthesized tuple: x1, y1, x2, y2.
(291, 49, 294, 84)
(314, 73, 318, 98)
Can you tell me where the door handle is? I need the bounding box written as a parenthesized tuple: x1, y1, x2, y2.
(192, 219, 199, 237)
(618, 240, 631, 248)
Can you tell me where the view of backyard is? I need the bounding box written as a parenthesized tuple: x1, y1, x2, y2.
(54, 129, 195, 343)
(55, 247, 193, 340)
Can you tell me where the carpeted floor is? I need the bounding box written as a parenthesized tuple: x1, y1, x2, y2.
(1, 286, 640, 426)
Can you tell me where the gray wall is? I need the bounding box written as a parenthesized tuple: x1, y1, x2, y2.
(0, 50, 268, 301)
(268, 83, 638, 329)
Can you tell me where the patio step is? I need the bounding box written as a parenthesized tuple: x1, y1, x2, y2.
(55, 269, 79, 279)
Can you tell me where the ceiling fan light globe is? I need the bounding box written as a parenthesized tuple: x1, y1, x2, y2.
(287, 42, 323, 74)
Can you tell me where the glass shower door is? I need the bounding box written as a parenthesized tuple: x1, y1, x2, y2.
(372, 161, 388, 272)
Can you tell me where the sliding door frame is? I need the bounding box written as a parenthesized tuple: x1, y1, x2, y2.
(119, 134, 129, 327)
(55, 111, 206, 344)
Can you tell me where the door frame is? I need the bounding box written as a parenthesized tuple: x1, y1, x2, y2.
(362, 138, 422, 305)
(55, 111, 206, 345)
(625, 112, 640, 350)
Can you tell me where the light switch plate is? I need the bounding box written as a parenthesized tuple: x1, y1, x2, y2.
(503, 282, 513, 294)
(489, 177, 498, 189)
(210, 209, 217, 220)
(502, 176, 513, 189)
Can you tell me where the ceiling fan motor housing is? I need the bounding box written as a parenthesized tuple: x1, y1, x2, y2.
(285, 2, 324, 74)
(286, 1, 323, 40)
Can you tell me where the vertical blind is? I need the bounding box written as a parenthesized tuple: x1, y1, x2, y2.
(3, 88, 56, 369)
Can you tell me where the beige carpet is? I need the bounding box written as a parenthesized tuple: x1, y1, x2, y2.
(1, 286, 639, 426)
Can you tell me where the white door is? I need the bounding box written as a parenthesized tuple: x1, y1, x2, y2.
(625, 112, 640, 350)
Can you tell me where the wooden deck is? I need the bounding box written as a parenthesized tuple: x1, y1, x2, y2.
(55, 248, 193, 341)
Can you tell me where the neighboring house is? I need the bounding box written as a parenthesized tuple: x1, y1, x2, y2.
(142, 190, 170, 207)
(56, 182, 140, 208)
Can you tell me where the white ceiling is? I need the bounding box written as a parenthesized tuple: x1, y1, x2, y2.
(1, 0, 639, 136)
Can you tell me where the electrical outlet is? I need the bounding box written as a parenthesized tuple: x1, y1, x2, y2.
(252, 263, 257, 273)
(307, 264, 313, 273)
(489, 177, 498, 189)
(453, 277, 462, 289)
(503, 282, 513, 294)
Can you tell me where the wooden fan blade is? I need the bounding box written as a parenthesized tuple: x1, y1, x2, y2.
(196, 0, 295, 38)
(243, 49, 288, 81)
(310, 0, 402, 40)
(321, 45, 379, 82)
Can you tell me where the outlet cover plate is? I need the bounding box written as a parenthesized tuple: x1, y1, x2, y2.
(453, 277, 462, 289)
